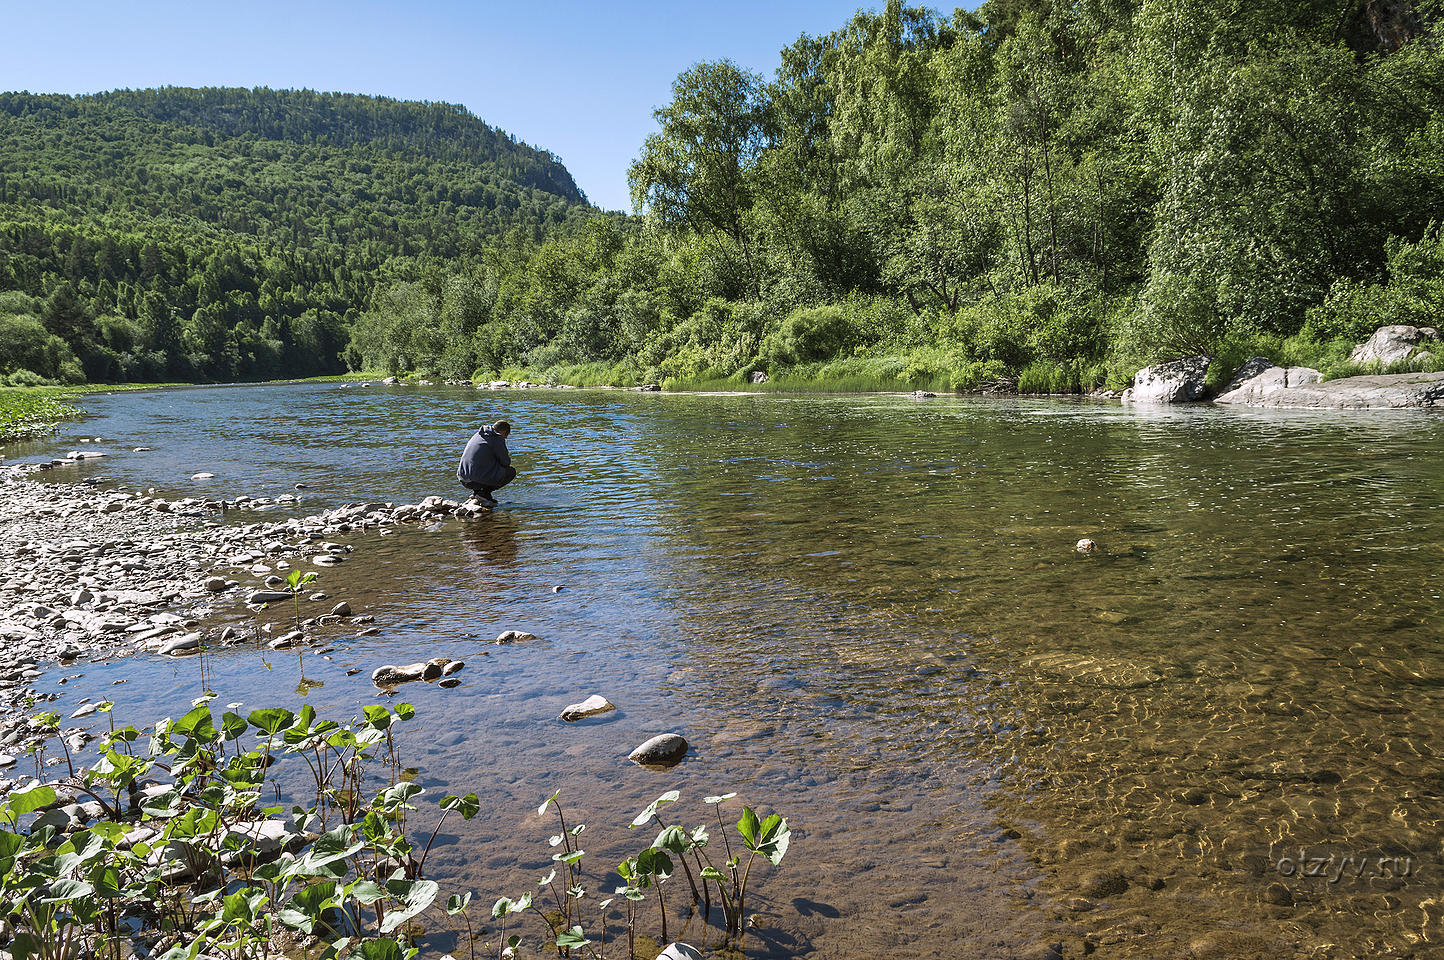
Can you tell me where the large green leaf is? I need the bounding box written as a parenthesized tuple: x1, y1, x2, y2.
(355, 940, 408, 960)
(42, 878, 95, 902)
(173, 704, 217, 742)
(737, 806, 761, 847)
(220, 711, 248, 742)
(6, 783, 57, 815)
(440, 792, 480, 820)
(631, 789, 680, 827)
(247, 707, 294, 736)
(278, 880, 338, 934)
(349, 880, 388, 905)
(379, 877, 439, 933)
(555, 925, 590, 949)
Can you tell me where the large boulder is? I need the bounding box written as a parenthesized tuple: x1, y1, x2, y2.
(1350, 325, 1440, 367)
(1120, 355, 1210, 403)
(1213, 357, 1323, 406)
(1211, 371, 1444, 409)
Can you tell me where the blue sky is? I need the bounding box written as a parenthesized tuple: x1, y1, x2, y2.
(0, 0, 882, 212)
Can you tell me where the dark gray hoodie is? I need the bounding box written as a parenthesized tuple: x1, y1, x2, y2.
(457, 425, 512, 487)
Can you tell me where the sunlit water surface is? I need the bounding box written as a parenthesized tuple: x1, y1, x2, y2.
(11, 383, 1444, 959)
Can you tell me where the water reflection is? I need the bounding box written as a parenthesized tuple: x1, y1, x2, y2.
(458, 511, 522, 570)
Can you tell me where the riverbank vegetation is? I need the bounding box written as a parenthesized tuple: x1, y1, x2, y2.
(1, 1, 1441, 393)
(0, 388, 79, 441)
(345, 0, 1444, 391)
(0, 697, 788, 959)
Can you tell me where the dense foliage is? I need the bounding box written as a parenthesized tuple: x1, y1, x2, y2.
(353, 0, 1444, 390)
(0, 87, 591, 384)
(2, 0, 1441, 392)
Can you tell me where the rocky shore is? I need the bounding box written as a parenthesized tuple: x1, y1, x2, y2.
(1121, 325, 1444, 409)
(0, 460, 493, 773)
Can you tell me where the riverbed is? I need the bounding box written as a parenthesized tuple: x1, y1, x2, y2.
(3, 382, 1443, 959)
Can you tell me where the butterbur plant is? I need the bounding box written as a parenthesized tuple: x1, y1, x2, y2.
(0, 698, 792, 960)
(514, 789, 791, 958)
(285, 568, 318, 632)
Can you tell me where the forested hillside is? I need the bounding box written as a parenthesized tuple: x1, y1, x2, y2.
(353, 0, 1444, 392)
(0, 87, 591, 383)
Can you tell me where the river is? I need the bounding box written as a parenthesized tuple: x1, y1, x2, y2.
(11, 382, 1444, 959)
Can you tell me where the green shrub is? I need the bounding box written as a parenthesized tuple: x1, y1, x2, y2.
(3, 369, 56, 387)
(761, 305, 856, 365)
(1303, 226, 1444, 343)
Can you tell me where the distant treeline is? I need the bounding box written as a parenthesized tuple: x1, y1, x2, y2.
(0, 87, 591, 384)
(3, 0, 1443, 393)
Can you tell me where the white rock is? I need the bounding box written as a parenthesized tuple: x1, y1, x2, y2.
(560, 695, 615, 722)
(1121, 355, 1210, 403)
(656, 945, 704, 960)
(1350, 324, 1440, 366)
(191, 473, 215, 480)
(1213, 358, 1323, 406)
(158, 633, 201, 655)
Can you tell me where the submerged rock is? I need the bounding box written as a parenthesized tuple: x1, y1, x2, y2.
(560, 695, 615, 722)
(497, 630, 537, 644)
(247, 590, 293, 605)
(628, 733, 689, 767)
(1079, 871, 1129, 898)
(371, 658, 451, 686)
(1075, 538, 1099, 555)
(1022, 652, 1163, 689)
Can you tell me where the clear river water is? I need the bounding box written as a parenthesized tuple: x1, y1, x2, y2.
(10, 382, 1444, 959)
